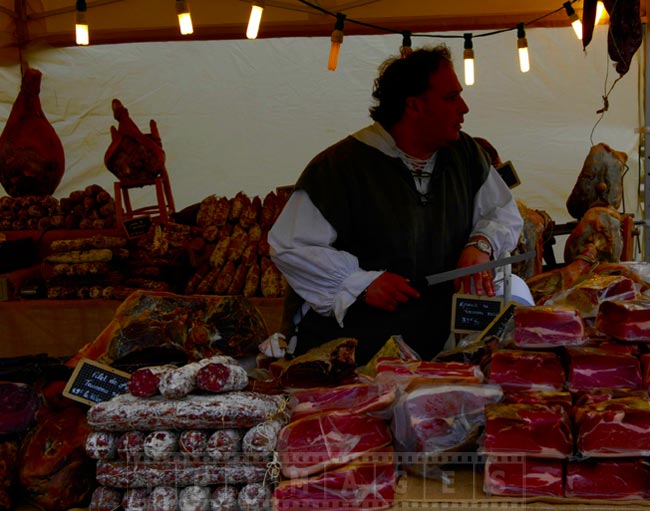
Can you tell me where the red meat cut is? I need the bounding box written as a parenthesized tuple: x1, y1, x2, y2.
(483, 456, 564, 497)
(566, 458, 650, 499)
(513, 306, 586, 348)
(566, 346, 642, 391)
(277, 411, 392, 479)
(374, 358, 484, 389)
(488, 349, 565, 391)
(595, 299, 650, 341)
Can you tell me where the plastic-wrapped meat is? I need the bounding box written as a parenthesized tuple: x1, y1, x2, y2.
(238, 483, 271, 511)
(179, 430, 208, 459)
(289, 382, 396, 421)
(122, 487, 150, 511)
(210, 486, 239, 511)
(277, 411, 392, 479)
(117, 430, 146, 461)
(374, 359, 484, 390)
(391, 384, 503, 459)
(89, 486, 123, 511)
(513, 305, 585, 348)
(207, 429, 242, 461)
(88, 392, 285, 431)
(643, 353, 650, 391)
(503, 391, 573, 415)
(129, 365, 175, 397)
(85, 431, 118, 460)
(574, 396, 650, 457)
(144, 430, 178, 460)
(484, 403, 573, 458)
(242, 419, 283, 455)
(483, 456, 564, 497)
(272, 458, 396, 511)
(566, 346, 642, 391)
(488, 350, 565, 391)
(0, 381, 40, 434)
(178, 485, 210, 511)
(595, 299, 650, 341)
(148, 486, 178, 511)
(196, 361, 249, 394)
(566, 458, 650, 499)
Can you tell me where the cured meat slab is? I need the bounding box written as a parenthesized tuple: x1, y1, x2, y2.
(375, 359, 484, 389)
(595, 299, 650, 341)
(566, 458, 650, 499)
(488, 350, 565, 391)
(88, 392, 285, 431)
(483, 456, 564, 497)
(566, 346, 642, 391)
(483, 403, 573, 458)
(277, 411, 392, 479)
(574, 396, 650, 457)
(513, 306, 586, 348)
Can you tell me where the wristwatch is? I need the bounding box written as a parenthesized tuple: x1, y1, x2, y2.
(465, 238, 493, 258)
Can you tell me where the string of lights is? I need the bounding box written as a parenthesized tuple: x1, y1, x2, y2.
(74, 0, 609, 83)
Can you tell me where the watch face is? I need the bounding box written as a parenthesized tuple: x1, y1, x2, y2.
(477, 239, 490, 252)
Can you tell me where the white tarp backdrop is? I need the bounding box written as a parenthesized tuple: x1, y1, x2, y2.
(0, 23, 642, 258)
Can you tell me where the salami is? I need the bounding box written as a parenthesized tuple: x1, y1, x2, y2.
(242, 419, 283, 455)
(129, 365, 175, 398)
(88, 486, 122, 511)
(144, 430, 179, 460)
(210, 486, 239, 511)
(196, 362, 248, 394)
(148, 486, 178, 511)
(238, 483, 271, 511)
(207, 429, 243, 461)
(122, 487, 150, 511)
(85, 431, 118, 460)
(96, 459, 267, 488)
(158, 357, 239, 399)
(117, 430, 146, 461)
(178, 485, 210, 511)
(88, 392, 285, 431)
(179, 430, 208, 459)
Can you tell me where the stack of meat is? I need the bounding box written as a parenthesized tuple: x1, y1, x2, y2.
(481, 299, 650, 499)
(272, 382, 397, 510)
(84, 356, 286, 510)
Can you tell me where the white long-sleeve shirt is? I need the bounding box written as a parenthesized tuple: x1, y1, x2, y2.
(269, 123, 523, 326)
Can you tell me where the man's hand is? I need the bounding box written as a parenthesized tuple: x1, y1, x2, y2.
(363, 272, 420, 312)
(455, 245, 495, 296)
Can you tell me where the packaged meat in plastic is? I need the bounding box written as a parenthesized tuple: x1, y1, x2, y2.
(483, 455, 564, 497)
(272, 456, 396, 511)
(566, 458, 650, 499)
(596, 299, 650, 341)
(503, 390, 573, 415)
(487, 349, 565, 391)
(483, 403, 573, 459)
(374, 358, 484, 390)
(643, 353, 650, 391)
(391, 383, 503, 472)
(277, 411, 392, 479)
(0, 382, 40, 434)
(289, 382, 396, 422)
(566, 346, 642, 392)
(543, 274, 637, 318)
(574, 396, 650, 457)
(513, 305, 586, 348)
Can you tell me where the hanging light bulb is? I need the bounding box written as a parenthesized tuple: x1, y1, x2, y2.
(517, 24, 530, 73)
(327, 13, 345, 72)
(400, 31, 413, 58)
(595, 0, 606, 24)
(75, 0, 89, 46)
(563, 1, 582, 40)
(176, 0, 194, 35)
(246, 1, 264, 40)
(463, 33, 475, 86)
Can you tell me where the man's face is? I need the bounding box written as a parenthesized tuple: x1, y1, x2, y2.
(415, 62, 470, 151)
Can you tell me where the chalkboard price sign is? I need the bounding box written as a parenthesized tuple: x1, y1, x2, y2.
(451, 293, 503, 334)
(123, 215, 152, 238)
(479, 301, 518, 341)
(63, 358, 131, 406)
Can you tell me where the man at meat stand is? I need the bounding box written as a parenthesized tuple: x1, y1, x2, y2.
(268, 45, 523, 365)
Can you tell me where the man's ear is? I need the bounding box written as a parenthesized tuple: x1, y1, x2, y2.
(405, 96, 422, 115)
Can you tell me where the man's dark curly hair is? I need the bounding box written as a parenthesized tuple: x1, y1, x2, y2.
(369, 45, 453, 129)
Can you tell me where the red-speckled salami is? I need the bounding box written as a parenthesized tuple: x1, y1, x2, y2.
(210, 486, 239, 511)
(242, 419, 283, 455)
(238, 483, 271, 511)
(207, 429, 242, 461)
(158, 357, 238, 399)
(178, 485, 210, 511)
(122, 487, 150, 511)
(144, 430, 179, 460)
(148, 486, 178, 511)
(89, 486, 122, 511)
(196, 362, 248, 394)
(88, 392, 286, 431)
(129, 365, 175, 397)
(85, 431, 118, 460)
(96, 459, 267, 488)
(117, 430, 146, 461)
(179, 430, 208, 459)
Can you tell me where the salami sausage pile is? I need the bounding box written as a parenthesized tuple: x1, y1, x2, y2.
(85, 356, 286, 511)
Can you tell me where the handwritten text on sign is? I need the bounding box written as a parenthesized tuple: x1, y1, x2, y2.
(451, 293, 503, 333)
(63, 358, 131, 406)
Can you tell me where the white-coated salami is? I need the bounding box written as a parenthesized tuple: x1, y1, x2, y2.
(117, 430, 146, 461)
(242, 419, 283, 455)
(238, 483, 270, 511)
(158, 357, 238, 399)
(178, 485, 210, 511)
(148, 486, 178, 511)
(179, 430, 208, 459)
(88, 486, 122, 511)
(85, 431, 118, 460)
(129, 365, 175, 397)
(207, 429, 242, 461)
(144, 430, 179, 460)
(210, 486, 239, 511)
(122, 487, 150, 511)
(196, 362, 248, 394)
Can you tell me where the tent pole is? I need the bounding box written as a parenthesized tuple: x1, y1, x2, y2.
(645, 0, 650, 262)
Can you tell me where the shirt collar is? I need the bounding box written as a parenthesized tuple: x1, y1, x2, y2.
(351, 122, 402, 157)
